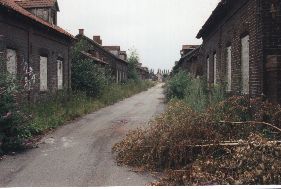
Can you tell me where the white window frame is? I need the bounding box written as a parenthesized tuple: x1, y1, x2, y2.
(226, 46, 232, 91)
(57, 59, 63, 90)
(6, 49, 17, 77)
(214, 53, 217, 84)
(241, 35, 250, 94)
(40, 56, 48, 91)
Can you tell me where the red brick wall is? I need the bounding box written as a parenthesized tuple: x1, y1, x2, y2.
(75, 36, 128, 82)
(262, 0, 281, 102)
(0, 9, 72, 102)
(200, 0, 263, 97)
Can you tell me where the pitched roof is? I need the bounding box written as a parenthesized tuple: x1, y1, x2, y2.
(197, 0, 228, 39)
(76, 34, 128, 65)
(178, 46, 201, 66)
(0, 0, 73, 39)
(182, 45, 200, 50)
(80, 51, 109, 65)
(15, 0, 58, 10)
(103, 46, 121, 51)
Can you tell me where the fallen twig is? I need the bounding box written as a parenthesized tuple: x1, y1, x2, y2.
(219, 121, 281, 133)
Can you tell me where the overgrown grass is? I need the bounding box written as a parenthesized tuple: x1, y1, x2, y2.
(165, 71, 225, 112)
(25, 80, 154, 137)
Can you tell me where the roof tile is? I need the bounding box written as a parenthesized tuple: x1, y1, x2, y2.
(0, 0, 73, 39)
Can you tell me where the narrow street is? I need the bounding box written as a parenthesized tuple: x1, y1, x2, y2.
(0, 84, 165, 187)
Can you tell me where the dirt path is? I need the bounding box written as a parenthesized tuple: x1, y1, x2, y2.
(0, 84, 165, 187)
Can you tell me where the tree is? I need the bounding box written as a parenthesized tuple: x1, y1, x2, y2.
(127, 48, 140, 81)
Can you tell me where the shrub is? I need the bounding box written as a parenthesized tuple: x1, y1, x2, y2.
(113, 96, 281, 185)
(165, 71, 225, 112)
(0, 59, 32, 153)
(127, 49, 141, 81)
(165, 70, 191, 100)
(72, 59, 109, 97)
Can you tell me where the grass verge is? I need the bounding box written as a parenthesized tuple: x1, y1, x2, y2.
(22, 80, 155, 147)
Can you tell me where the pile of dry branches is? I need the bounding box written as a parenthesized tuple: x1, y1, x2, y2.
(112, 96, 281, 185)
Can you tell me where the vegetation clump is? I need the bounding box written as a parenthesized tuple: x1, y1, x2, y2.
(165, 70, 225, 112)
(113, 75, 281, 185)
(0, 58, 32, 154)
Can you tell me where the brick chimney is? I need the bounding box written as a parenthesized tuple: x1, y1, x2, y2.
(79, 29, 84, 35)
(93, 36, 102, 45)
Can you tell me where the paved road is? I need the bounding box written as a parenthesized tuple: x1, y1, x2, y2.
(0, 84, 165, 187)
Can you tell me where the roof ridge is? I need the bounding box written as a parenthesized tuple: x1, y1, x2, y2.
(0, 0, 73, 38)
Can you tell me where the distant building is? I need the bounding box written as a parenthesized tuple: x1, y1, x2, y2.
(180, 45, 200, 57)
(75, 30, 128, 83)
(175, 46, 203, 77)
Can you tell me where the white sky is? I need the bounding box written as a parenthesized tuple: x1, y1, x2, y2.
(58, 0, 220, 71)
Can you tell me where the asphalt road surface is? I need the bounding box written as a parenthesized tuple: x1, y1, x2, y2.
(0, 84, 165, 187)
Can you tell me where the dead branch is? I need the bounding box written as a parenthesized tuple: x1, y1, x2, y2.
(218, 121, 281, 133)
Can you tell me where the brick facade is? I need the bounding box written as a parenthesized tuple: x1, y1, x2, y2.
(75, 34, 128, 83)
(0, 2, 74, 102)
(196, 0, 281, 103)
(175, 47, 203, 77)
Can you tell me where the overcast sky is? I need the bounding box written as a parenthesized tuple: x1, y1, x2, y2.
(58, 0, 220, 71)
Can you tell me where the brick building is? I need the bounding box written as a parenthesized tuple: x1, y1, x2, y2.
(136, 63, 149, 80)
(175, 46, 203, 77)
(75, 30, 128, 83)
(0, 0, 74, 101)
(180, 45, 200, 57)
(197, 0, 281, 102)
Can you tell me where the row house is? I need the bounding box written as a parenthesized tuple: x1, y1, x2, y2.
(196, 0, 281, 103)
(75, 30, 128, 83)
(175, 45, 203, 77)
(136, 63, 149, 80)
(0, 0, 74, 101)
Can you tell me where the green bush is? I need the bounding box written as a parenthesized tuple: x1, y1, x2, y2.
(26, 80, 155, 140)
(72, 59, 109, 97)
(165, 71, 225, 112)
(127, 49, 141, 81)
(0, 60, 31, 153)
(165, 70, 191, 100)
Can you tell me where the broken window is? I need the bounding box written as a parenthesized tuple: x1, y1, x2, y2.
(226, 46, 232, 91)
(40, 56, 48, 91)
(57, 59, 63, 90)
(241, 35, 250, 94)
(6, 49, 17, 77)
(214, 53, 217, 84)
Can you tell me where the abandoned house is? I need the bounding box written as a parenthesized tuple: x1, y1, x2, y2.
(0, 0, 74, 101)
(175, 45, 203, 77)
(197, 0, 281, 103)
(180, 45, 200, 57)
(136, 63, 149, 80)
(75, 30, 128, 83)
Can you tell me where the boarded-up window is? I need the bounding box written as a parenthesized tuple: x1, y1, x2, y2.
(6, 49, 17, 77)
(116, 70, 119, 83)
(119, 71, 122, 82)
(241, 35, 250, 94)
(214, 53, 217, 84)
(40, 56, 48, 91)
(226, 46, 232, 91)
(207, 57, 210, 82)
(57, 59, 63, 90)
